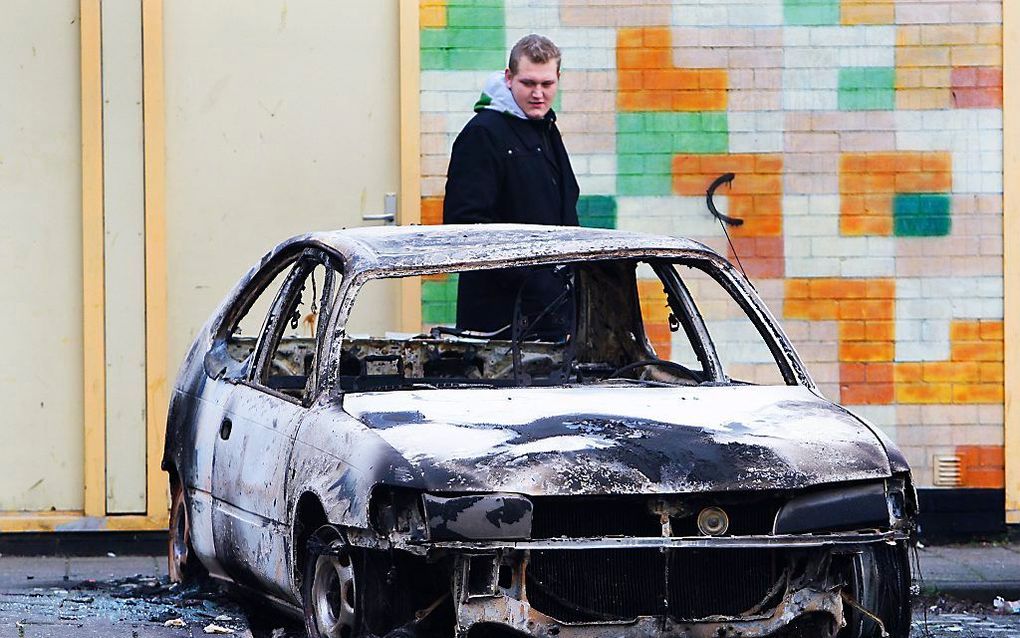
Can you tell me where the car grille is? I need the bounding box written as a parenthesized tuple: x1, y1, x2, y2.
(530, 496, 784, 538)
(526, 548, 784, 623)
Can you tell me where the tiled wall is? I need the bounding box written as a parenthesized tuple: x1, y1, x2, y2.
(418, 0, 1005, 489)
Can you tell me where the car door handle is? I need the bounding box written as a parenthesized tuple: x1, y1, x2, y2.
(220, 418, 232, 440)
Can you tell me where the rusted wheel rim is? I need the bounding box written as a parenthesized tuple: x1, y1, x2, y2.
(311, 547, 356, 638)
(168, 489, 190, 581)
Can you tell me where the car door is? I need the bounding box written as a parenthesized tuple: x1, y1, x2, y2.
(211, 249, 340, 597)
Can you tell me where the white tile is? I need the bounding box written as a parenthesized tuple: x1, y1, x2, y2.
(840, 257, 895, 278)
(730, 132, 784, 153)
(784, 89, 838, 111)
(617, 196, 722, 236)
(786, 256, 841, 278)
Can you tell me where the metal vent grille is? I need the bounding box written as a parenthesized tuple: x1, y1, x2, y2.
(933, 454, 961, 487)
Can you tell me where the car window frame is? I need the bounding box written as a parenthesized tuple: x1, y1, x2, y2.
(242, 248, 343, 407)
(204, 246, 306, 383)
(647, 259, 726, 383)
(670, 257, 806, 387)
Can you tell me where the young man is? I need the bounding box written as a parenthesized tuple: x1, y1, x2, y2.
(443, 34, 579, 338)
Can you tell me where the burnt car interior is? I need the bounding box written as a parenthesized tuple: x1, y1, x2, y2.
(336, 257, 794, 393)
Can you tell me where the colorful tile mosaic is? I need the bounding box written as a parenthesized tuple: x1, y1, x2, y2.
(417, 0, 1005, 488)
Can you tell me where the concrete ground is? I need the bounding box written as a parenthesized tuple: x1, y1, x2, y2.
(2, 542, 1020, 636)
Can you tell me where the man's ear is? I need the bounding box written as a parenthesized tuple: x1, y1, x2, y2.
(504, 68, 512, 87)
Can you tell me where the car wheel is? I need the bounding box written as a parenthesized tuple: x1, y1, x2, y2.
(302, 525, 358, 638)
(168, 481, 205, 582)
(846, 541, 912, 638)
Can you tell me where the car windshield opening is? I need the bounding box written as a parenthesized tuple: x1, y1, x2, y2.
(336, 257, 790, 391)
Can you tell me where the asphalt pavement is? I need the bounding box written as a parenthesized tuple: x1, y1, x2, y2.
(1, 541, 1019, 637)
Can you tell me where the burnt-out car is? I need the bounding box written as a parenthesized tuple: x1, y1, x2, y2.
(164, 224, 916, 638)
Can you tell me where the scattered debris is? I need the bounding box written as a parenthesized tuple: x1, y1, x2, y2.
(165, 618, 188, 627)
(993, 596, 1020, 614)
(204, 623, 235, 634)
(270, 629, 289, 638)
(66, 596, 94, 604)
(215, 614, 234, 621)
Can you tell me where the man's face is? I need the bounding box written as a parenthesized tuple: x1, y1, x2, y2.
(505, 57, 559, 120)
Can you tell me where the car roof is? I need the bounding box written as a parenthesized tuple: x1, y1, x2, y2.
(284, 224, 723, 273)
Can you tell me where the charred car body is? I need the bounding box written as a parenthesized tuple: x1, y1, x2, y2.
(163, 225, 917, 638)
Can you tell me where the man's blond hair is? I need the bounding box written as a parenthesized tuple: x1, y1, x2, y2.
(508, 34, 561, 74)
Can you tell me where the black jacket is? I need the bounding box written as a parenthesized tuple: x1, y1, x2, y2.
(443, 109, 579, 338)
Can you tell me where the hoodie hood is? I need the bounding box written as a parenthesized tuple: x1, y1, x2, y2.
(474, 71, 529, 120)
(343, 385, 894, 496)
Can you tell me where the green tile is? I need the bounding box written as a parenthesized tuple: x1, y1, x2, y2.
(616, 112, 729, 196)
(577, 196, 617, 229)
(840, 67, 895, 89)
(448, 48, 505, 70)
(447, 3, 504, 29)
(839, 67, 895, 110)
(420, 48, 448, 70)
(893, 193, 951, 237)
(420, 28, 449, 49)
(618, 173, 674, 196)
(784, 0, 840, 25)
(617, 154, 646, 174)
(447, 27, 504, 49)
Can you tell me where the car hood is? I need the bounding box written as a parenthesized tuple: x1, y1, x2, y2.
(342, 385, 893, 495)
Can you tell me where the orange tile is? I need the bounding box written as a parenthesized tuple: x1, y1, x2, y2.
(896, 383, 952, 404)
(922, 361, 979, 383)
(421, 196, 444, 225)
(841, 381, 894, 405)
(979, 321, 1004, 340)
(951, 341, 1004, 362)
(810, 278, 867, 300)
(841, 214, 893, 236)
(785, 299, 839, 321)
(785, 279, 812, 300)
(961, 468, 1004, 488)
(840, 341, 894, 362)
(864, 321, 895, 341)
(895, 171, 952, 192)
(419, 0, 447, 29)
(866, 363, 894, 383)
(952, 383, 1004, 403)
(842, 1, 894, 25)
(642, 27, 672, 48)
(838, 299, 894, 321)
(699, 154, 755, 174)
(950, 321, 982, 341)
(894, 363, 923, 383)
(616, 27, 646, 49)
(755, 155, 783, 173)
(865, 279, 896, 299)
(839, 321, 866, 342)
(840, 362, 868, 383)
(840, 154, 869, 173)
(617, 70, 644, 91)
(979, 362, 1004, 382)
(879, 153, 923, 173)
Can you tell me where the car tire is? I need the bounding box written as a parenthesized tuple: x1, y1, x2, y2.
(847, 541, 912, 638)
(168, 481, 205, 583)
(302, 525, 359, 638)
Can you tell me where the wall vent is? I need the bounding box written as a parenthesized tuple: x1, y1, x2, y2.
(932, 455, 962, 487)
